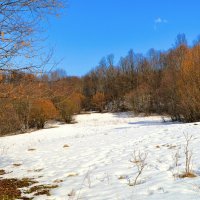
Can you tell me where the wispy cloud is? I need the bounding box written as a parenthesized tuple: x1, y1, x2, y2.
(154, 17, 168, 30)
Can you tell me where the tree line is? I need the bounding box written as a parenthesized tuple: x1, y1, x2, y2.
(83, 34, 200, 122)
(0, 71, 84, 135)
(1, 33, 200, 135)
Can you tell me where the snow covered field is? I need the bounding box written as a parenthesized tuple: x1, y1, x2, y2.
(1, 112, 200, 200)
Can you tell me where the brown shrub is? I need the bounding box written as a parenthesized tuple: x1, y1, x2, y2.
(0, 101, 21, 135)
(13, 98, 30, 130)
(57, 98, 76, 123)
(124, 83, 152, 114)
(70, 93, 85, 114)
(53, 93, 85, 124)
(92, 92, 106, 112)
(29, 99, 58, 129)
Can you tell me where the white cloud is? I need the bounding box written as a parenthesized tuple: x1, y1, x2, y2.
(154, 17, 168, 30)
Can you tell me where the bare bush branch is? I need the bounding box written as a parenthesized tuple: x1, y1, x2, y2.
(129, 150, 148, 186)
(183, 133, 193, 175)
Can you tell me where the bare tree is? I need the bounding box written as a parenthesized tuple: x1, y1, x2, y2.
(0, 0, 65, 72)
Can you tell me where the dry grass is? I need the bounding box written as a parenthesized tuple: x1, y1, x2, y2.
(0, 178, 37, 200)
(25, 184, 58, 196)
(178, 172, 197, 179)
(67, 173, 79, 177)
(13, 163, 22, 167)
(34, 169, 43, 172)
(168, 145, 177, 149)
(0, 170, 6, 176)
(0, 175, 59, 199)
(27, 168, 43, 173)
(118, 175, 126, 180)
(53, 179, 63, 183)
(63, 144, 69, 148)
(162, 144, 176, 149)
(28, 149, 36, 152)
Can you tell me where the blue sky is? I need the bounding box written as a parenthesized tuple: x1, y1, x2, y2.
(47, 0, 200, 76)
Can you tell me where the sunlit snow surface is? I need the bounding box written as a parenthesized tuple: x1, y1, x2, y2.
(1, 112, 200, 200)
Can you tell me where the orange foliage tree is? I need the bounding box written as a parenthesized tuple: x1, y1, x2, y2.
(178, 45, 200, 121)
